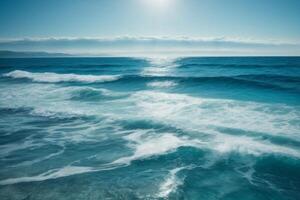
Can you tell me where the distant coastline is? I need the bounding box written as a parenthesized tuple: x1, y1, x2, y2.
(0, 50, 72, 58)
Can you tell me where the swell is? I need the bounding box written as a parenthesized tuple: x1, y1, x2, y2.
(3, 70, 121, 83)
(114, 74, 300, 93)
(68, 87, 126, 101)
(176, 57, 300, 69)
(0, 106, 93, 121)
(1, 130, 299, 186)
(3, 70, 300, 94)
(214, 126, 300, 150)
(176, 63, 300, 69)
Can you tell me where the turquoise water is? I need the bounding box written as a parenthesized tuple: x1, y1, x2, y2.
(0, 57, 300, 199)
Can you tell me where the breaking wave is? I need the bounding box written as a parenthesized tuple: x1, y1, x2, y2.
(0, 57, 300, 199)
(3, 70, 121, 83)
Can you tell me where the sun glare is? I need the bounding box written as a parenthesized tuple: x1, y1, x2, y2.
(142, 0, 173, 10)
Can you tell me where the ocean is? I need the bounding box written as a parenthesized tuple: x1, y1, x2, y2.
(0, 57, 299, 200)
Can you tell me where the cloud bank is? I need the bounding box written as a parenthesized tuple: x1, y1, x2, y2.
(0, 37, 299, 56)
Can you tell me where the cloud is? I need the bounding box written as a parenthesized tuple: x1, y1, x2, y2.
(0, 36, 299, 56)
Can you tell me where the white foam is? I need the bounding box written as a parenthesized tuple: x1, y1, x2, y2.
(125, 91, 300, 158)
(114, 132, 202, 164)
(0, 140, 43, 157)
(0, 160, 129, 185)
(0, 83, 121, 119)
(69, 86, 114, 95)
(158, 167, 185, 198)
(3, 70, 120, 83)
(1, 72, 300, 186)
(1, 82, 299, 160)
(0, 166, 96, 185)
(130, 91, 300, 138)
(1, 130, 298, 185)
(213, 133, 300, 157)
(147, 81, 178, 88)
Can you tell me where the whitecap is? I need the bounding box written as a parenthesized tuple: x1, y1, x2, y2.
(0, 162, 126, 185)
(3, 70, 121, 83)
(0, 140, 44, 157)
(130, 91, 300, 138)
(0, 83, 120, 119)
(157, 167, 186, 198)
(212, 133, 300, 158)
(147, 81, 178, 88)
(0, 166, 96, 185)
(125, 91, 300, 158)
(113, 131, 203, 165)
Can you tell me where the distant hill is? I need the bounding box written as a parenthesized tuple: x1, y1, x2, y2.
(0, 50, 72, 58)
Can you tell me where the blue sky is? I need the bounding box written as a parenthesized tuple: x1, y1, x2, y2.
(0, 0, 300, 55)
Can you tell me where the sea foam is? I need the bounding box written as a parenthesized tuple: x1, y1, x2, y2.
(0, 166, 96, 185)
(147, 81, 178, 88)
(130, 91, 300, 137)
(113, 132, 202, 164)
(158, 167, 187, 198)
(4, 70, 120, 83)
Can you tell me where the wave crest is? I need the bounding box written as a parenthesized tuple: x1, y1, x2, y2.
(3, 70, 121, 83)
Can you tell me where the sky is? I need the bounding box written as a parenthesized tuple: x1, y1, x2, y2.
(0, 0, 300, 56)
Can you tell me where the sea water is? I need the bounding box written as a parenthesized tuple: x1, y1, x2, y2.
(0, 57, 299, 199)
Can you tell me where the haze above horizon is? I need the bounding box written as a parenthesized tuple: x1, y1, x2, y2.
(0, 0, 300, 56)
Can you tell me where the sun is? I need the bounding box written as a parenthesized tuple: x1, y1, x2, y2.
(141, 0, 173, 10)
(151, 0, 171, 7)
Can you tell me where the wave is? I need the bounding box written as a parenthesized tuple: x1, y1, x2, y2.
(158, 167, 186, 198)
(10, 146, 65, 167)
(103, 74, 300, 93)
(177, 63, 300, 69)
(3, 70, 121, 83)
(1, 130, 299, 185)
(117, 123, 300, 164)
(0, 81, 299, 186)
(0, 139, 43, 157)
(212, 133, 300, 157)
(129, 91, 300, 139)
(162, 75, 300, 92)
(1, 81, 299, 138)
(176, 57, 300, 69)
(147, 81, 177, 88)
(68, 86, 125, 101)
(0, 130, 201, 185)
(113, 131, 203, 165)
(3, 70, 299, 93)
(0, 166, 96, 185)
(0, 83, 124, 119)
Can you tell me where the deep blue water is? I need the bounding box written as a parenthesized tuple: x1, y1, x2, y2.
(0, 57, 300, 200)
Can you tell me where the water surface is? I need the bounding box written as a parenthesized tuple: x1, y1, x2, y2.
(0, 57, 300, 200)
